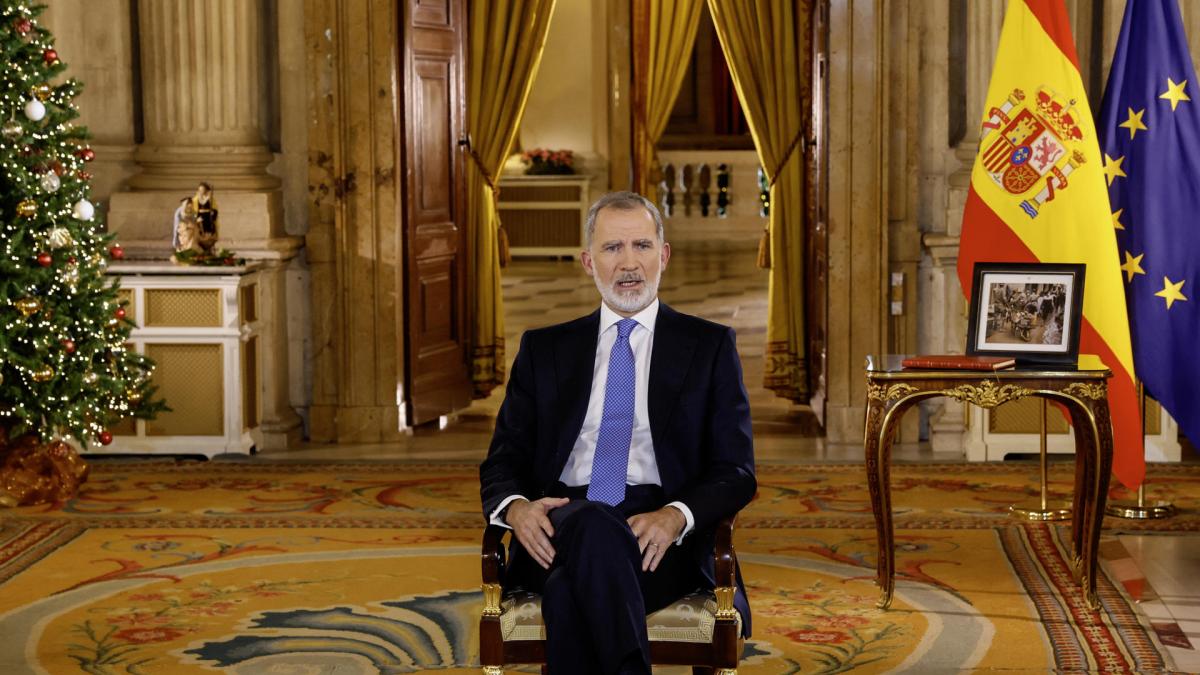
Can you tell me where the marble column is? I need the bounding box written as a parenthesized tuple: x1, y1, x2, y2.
(109, 0, 287, 255)
(924, 0, 1003, 455)
(129, 0, 278, 192)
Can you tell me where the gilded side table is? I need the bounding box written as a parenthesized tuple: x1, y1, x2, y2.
(864, 354, 1114, 610)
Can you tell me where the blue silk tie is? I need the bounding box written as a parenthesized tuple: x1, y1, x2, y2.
(587, 318, 638, 506)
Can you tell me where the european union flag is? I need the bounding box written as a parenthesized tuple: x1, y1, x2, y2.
(1099, 0, 1200, 450)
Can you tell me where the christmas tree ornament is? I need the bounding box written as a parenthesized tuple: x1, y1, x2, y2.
(50, 160, 63, 175)
(98, 431, 113, 445)
(23, 98, 45, 121)
(1, 118, 22, 139)
(17, 199, 37, 217)
(32, 83, 51, 100)
(42, 48, 58, 65)
(31, 365, 54, 382)
(82, 371, 98, 385)
(47, 227, 71, 248)
(108, 245, 125, 260)
(126, 389, 143, 405)
(72, 198, 94, 221)
(61, 262, 79, 289)
(61, 339, 75, 353)
(39, 171, 60, 192)
(36, 251, 52, 267)
(15, 297, 41, 316)
(77, 147, 95, 162)
(115, 307, 126, 320)
(13, 18, 32, 35)
(77, 170, 92, 181)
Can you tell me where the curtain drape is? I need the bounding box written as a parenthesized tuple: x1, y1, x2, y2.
(707, 0, 812, 402)
(466, 0, 556, 398)
(631, 0, 704, 197)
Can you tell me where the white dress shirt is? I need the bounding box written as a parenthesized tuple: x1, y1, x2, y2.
(491, 299, 696, 543)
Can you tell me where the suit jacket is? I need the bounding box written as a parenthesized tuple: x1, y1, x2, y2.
(480, 303, 756, 634)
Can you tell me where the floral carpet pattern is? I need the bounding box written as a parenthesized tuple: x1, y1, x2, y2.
(0, 460, 1191, 673)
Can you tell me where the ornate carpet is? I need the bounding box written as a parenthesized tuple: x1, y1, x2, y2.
(0, 460, 1191, 673)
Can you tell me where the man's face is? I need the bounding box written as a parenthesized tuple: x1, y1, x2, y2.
(580, 206, 670, 317)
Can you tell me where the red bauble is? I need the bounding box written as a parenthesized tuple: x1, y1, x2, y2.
(50, 160, 64, 176)
(78, 170, 92, 181)
(115, 307, 126, 320)
(98, 431, 113, 445)
(67, 256, 76, 264)
(36, 251, 51, 267)
(61, 339, 75, 353)
(43, 48, 57, 64)
(14, 18, 32, 35)
(109, 245, 125, 260)
(77, 148, 95, 162)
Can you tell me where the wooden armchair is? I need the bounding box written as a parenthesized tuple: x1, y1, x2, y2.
(479, 515, 743, 675)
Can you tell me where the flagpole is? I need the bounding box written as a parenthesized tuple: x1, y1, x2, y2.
(1106, 381, 1175, 520)
(1010, 397, 1072, 521)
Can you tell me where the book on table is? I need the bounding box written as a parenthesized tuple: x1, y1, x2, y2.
(900, 354, 1016, 371)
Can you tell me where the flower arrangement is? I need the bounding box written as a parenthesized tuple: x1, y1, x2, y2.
(521, 148, 575, 175)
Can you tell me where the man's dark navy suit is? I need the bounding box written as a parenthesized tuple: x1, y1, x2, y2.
(480, 302, 756, 672)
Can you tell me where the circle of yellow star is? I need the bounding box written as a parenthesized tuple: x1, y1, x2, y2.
(1160, 77, 1191, 111)
(1112, 208, 1125, 230)
(1120, 251, 1145, 283)
(1103, 154, 1127, 186)
(1155, 276, 1188, 309)
(1120, 107, 1148, 139)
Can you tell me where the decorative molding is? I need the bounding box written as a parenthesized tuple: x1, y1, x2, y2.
(942, 380, 1033, 408)
(1063, 382, 1107, 401)
(481, 583, 502, 617)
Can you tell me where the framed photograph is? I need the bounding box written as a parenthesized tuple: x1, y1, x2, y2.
(965, 262, 1086, 366)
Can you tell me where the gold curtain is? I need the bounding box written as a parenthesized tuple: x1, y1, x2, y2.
(466, 0, 557, 397)
(707, 0, 811, 402)
(631, 0, 704, 196)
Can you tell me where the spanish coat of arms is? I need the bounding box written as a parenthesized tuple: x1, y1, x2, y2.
(979, 86, 1088, 218)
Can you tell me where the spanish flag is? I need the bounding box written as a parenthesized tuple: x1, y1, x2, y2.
(958, 0, 1144, 488)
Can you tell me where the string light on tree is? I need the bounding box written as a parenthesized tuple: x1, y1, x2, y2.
(0, 3, 163, 452)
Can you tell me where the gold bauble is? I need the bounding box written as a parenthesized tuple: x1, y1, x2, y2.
(17, 199, 37, 218)
(14, 297, 41, 317)
(126, 389, 143, 405)
(31, 365, 54, 382)
(32, 83, 51, 101)
(82, 371, 99, 385)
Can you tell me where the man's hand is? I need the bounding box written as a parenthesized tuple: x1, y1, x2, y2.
(628, 506, 687, 572)
(505, 497, 570, 569)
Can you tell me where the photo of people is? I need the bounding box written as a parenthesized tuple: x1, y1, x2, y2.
(973, 271, 1078, 354)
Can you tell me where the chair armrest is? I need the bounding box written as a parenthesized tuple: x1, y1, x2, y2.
(712, 514, 736, 588)
(482, 524, 508, 585)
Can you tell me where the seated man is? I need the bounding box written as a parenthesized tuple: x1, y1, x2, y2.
(480, 191, 757, 674)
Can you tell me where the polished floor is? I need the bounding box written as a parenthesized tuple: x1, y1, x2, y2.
(271, 248, 1199, 671)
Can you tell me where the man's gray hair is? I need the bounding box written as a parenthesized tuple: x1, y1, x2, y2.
(584, 191, 666, 247)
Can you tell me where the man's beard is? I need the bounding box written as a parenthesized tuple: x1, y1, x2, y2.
(595, 268, 661, 314)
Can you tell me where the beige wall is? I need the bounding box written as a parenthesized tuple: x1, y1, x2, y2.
(517, 0, 610, 187)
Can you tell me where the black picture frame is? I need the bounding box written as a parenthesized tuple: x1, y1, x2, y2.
(965, 262, 1086, 366)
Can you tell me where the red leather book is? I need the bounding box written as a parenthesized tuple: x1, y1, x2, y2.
(901, 355, 1016, 371)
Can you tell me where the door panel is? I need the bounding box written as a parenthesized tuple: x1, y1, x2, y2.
(399, 0, 471, 425)
(805, 0, 829, 425)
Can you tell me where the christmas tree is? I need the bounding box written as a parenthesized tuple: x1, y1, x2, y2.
(0, 3, 163, 452)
